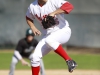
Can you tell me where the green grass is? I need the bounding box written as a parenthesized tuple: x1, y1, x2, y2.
(43, 52, 100, 70)
(0, 51, 31, 70)
(0, 50, 100, 70)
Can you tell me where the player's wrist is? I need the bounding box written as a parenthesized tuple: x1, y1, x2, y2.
(20, 58, 24, 62)
(49, 13, 55, 17)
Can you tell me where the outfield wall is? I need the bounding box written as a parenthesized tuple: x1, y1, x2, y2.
(0, 0, 100, 48)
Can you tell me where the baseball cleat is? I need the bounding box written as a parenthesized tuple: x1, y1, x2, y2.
(66, 60, 77, 73)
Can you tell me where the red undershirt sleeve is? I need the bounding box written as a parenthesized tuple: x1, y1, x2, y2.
(60, 2, 74, 14)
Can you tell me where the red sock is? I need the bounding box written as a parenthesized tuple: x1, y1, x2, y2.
(54, 45, 71, 61)
(31, 66, 40, 75)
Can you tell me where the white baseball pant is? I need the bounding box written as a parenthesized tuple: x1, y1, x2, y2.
(31, 26, 71, 67)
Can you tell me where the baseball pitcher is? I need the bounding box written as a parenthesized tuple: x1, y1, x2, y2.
(26, 0, 77, 75)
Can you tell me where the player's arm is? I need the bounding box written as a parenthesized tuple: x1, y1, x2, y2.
(26, 6, 41, 36)
(26, 16, 38, 35)
(14, 50, 30, 66)
(14, 40, 23, 60)
(49, 1, 73, 16)
(15, 40, 30, 66)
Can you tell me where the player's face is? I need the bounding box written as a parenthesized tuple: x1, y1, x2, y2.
(27, 35, 34, 42)
(38, 0, 47, 4)
(38, 0, 47, 1)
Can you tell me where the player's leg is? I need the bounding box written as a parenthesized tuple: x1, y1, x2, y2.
(29, 54, 46, 75)
(9, 56, 18, 75)
(31, 38, 51, 75)
(45, 26, 71, 60)
(40, 59, 46, 75)
(45, 26, 77, 72)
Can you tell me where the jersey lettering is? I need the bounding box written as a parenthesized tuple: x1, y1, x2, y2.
(24, 46, 34, 53)
(35, 14, 48, 21)
(35, 14, 42, 21)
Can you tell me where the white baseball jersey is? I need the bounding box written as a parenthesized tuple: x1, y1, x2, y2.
(26, 0, 69, 32)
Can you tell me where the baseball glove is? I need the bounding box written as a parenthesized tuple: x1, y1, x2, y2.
(41, 16, 56, 29)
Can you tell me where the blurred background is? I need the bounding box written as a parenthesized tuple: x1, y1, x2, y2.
(0, 0, 100, 75)
(0, 0, 100, 48)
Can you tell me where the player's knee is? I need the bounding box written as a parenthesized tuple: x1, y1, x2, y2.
(45, 38, 60, 50)
(11, 56, 18, 64)
(45, 38, 53, 47)
(31, 55, 41, 67)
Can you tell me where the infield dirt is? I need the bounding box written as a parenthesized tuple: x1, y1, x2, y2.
(0, 69, 100, 75)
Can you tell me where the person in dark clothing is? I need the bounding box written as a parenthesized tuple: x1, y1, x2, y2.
(9, 28, 45, 75)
